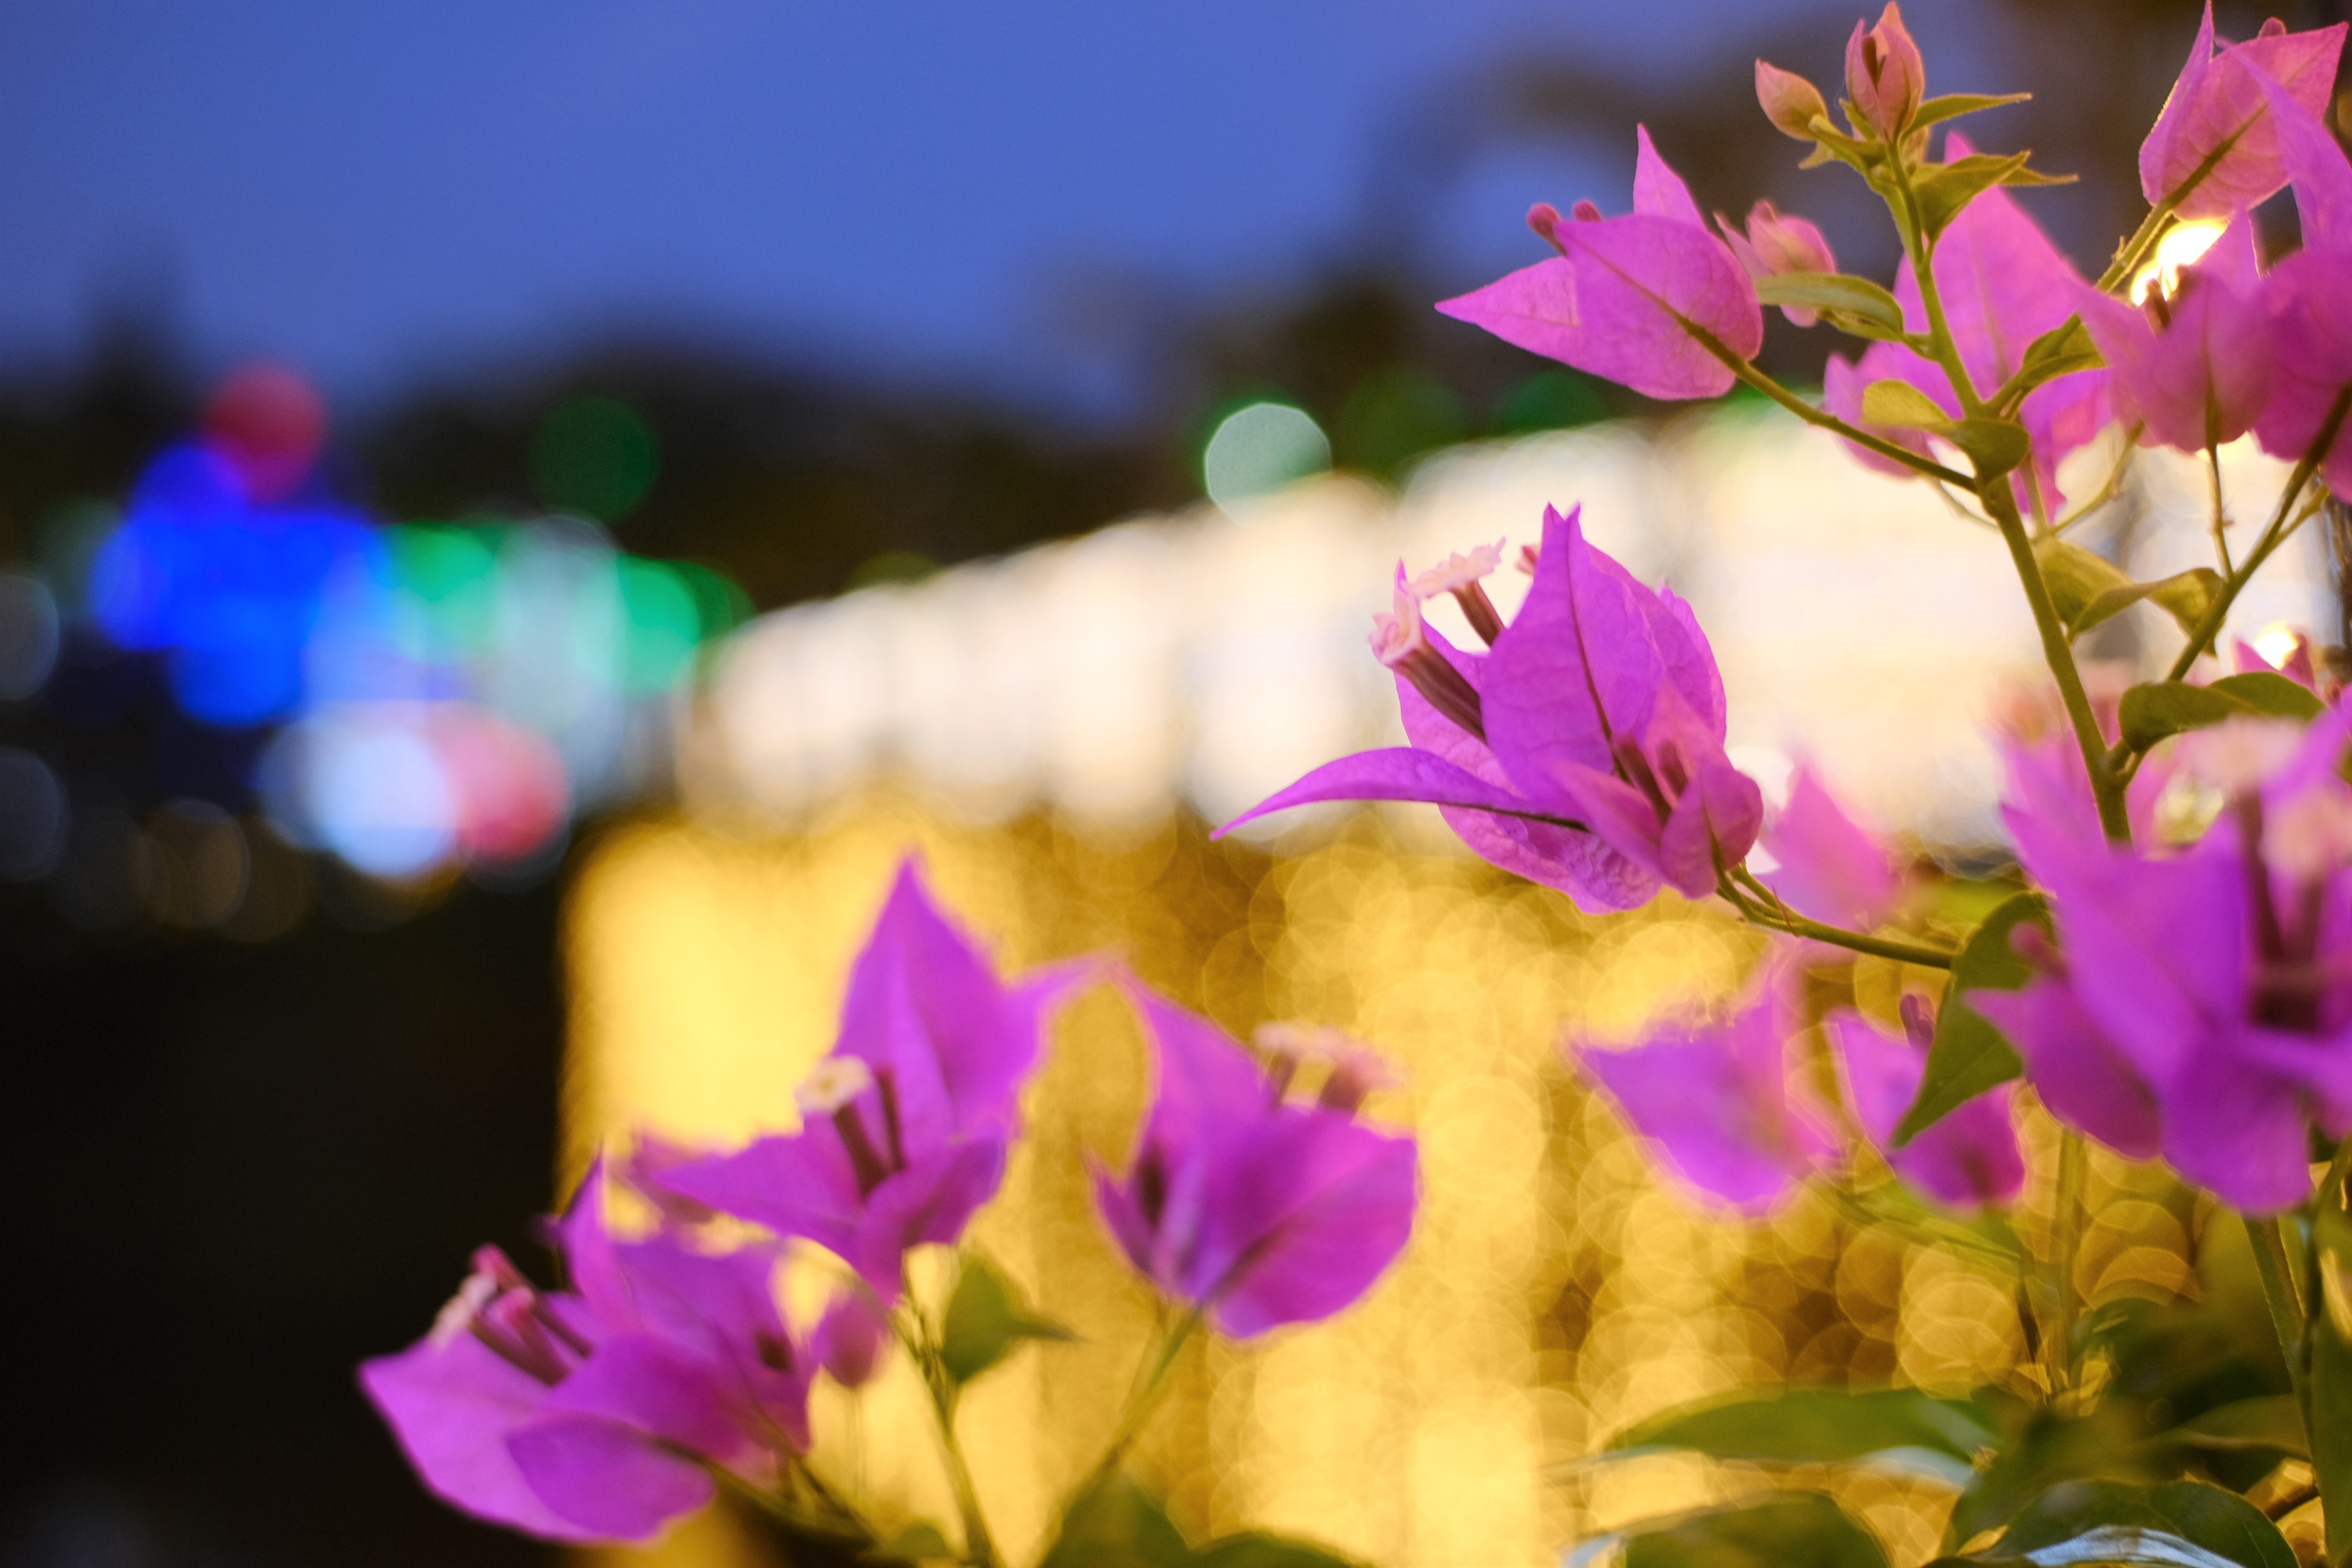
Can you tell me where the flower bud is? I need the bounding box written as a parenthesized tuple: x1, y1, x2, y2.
(1718, 201, 1838, 325)
(1844, 3, 1924, 140)
(1755, 60, 1829, 140)
(1740, 201, 1835, 278)
(813, 1287, 890, 1388)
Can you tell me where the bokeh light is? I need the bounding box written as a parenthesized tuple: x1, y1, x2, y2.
(0, 748, 66, 881)
(0, 572, 61, 700)
(1203, 401, 1332, 510)
(2128, 216, 2228, 305)
(25, 365, 745, 893)
(532, 395, 660, 522)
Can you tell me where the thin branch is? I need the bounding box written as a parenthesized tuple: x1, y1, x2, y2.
(2052, 426, 2143, 535)
(2206, 441, 2234, 576)
(1692, 335, 1973, 488)
(1716, 869, 1956, 968)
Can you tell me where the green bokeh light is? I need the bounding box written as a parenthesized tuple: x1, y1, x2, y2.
(531, 397, 659, 521)
(388, 524, 502, 661)
(617, 558, 702, 691)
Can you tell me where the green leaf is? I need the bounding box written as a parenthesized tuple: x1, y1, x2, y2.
(1933, 1526, 2264, 1567)
(864, 1522, 958, 1563)
(1037, 1475, 1194, 1568)
(2071, 568, 2223, 640)
(1608, 1386, 1997, 1468)
(1193, 1534, 1367, 1568)
(2034, 537, 2134, 628)
(1755, 271, 1907, 334)
(939, 1254, 1073, 1387)
(2166, 1395, 2307, 1460)
(1946, 419, 2032, 476)
(1863, 379, 1956, 430)
(1958, 1480, 2296, 1568)
(2005, 318, 2105, 405)
(1916, 151, 2034, 238)
(1863, 380, 2032, 472)
(1036, 1479, 1364, 1568)
(1893, 892, 2046, 1145)
(1912, 92, 2033, 129)
(2209, 670, 2325, 720)
(1857, 380, 2029, 474)
(1947, 1410, 2161, 1548)
(2309, 1145, 2352, 1563)
(2117, 682, 2256, 752)
(1613, 1494, 1889, 1568)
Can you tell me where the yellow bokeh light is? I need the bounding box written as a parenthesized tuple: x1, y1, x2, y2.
(2255, 621, 2305, 670)
(2130, 216, 2229, 304)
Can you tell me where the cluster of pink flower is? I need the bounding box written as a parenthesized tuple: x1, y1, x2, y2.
(368, 7, 2352, 1563)
(361, 863, 1414, 1548)
(1236, 2, 2352, 1229)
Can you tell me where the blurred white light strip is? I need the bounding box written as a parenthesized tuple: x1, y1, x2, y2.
(684, 413, 2325, 847)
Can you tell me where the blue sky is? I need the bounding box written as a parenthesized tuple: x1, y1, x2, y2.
(0, 0, 1876, 412)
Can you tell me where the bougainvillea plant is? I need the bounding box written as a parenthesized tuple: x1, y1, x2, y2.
(368, 5, 2352, 1563)
(363, 861, 1416, 1563)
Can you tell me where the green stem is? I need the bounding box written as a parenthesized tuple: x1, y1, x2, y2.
(2096, 201, 2177, 296)
(713, 1465, 876, 1547)
(1820, 1181, 2024, 1268)
(2050, 425, 2143, 535)
(1697, 338, 1973, 488)
(2205, 441, 2234, 576)
(1878, 147, 2125, 840)
(2096, 125, 2259, 296)
(2162, 391, 2350, 687)
(2045, 1131, 2088, 1399)
(898, 1312, 1002, 1568)
(2247, 1213, 2313, 1436)
(1984, 477, 2132, 841)
(1717, 869, 1956, 969)
(1888, 162, 1984, 422)
(1082, 1310, 1203, 1490)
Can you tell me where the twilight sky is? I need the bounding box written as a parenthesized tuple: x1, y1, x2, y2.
(1, 0, 1888, 412)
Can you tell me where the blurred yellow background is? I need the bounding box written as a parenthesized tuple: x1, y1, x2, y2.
(561, 797, 2198, 1568)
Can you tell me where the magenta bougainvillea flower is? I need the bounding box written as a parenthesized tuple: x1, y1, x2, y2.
(1829, 997, 2025, 1210)
(359, 1163, 812, 1544)
(1984, 715, 2352, 1211)
(2251, 77, 2352, 491)
(1436, 129, 1763, 401)
(1825, 134, 2112, 510)
(2071, 209, 2274, 455)
(1760, 761, 1904, 931)
(2140, 4, 2347, 220)
(1844, 3, 1926, 140)
(1571, 958, 1835, 1213)
(1223, 504, 1760, 910)
(1719, 200, 1838, 325)
(657, 861, 1083, 1298)
(1095, 984, 1416, 1337)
